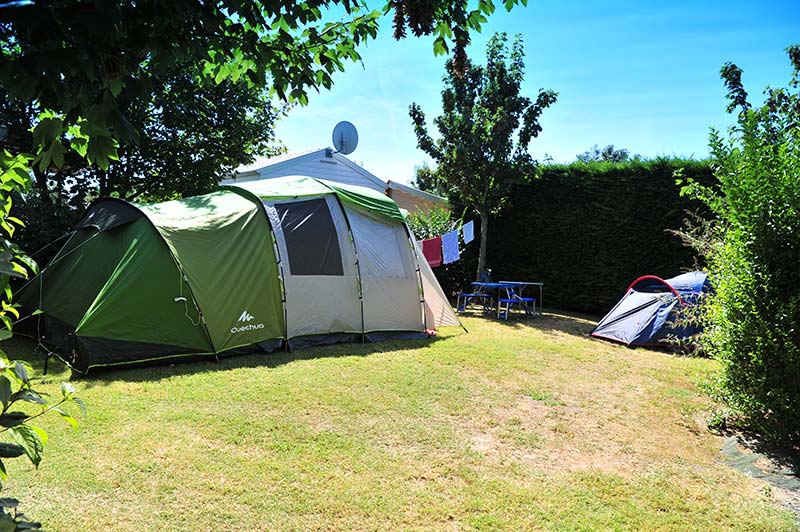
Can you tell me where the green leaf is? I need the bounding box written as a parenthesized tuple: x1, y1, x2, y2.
(8, 425, 44, 467)
(13, 362, 27, 384)
(35, 139, 67, 172)
(71, 396, 87, 416)
(52, 407, 78, 430)
(0, 412, 28, 428)
(107, 78, 124, 97)
(0, 331, 10, 342)
(28, 424, 48, 446)
(31, 309, 43, 316)
(0, 518, 14, 532)
(0, 442, 24, 459)
(0, 377, 10, 408)
(5, 217, 24, 228)
(86, 136, 119, 171)
(14, 390, 46, 406)
(0, 257, 26, 279)
(0, 498, 18, 509)
(433, 36, 448, 57)
(31, 117, 64, 149)
(61, 382, 75, 399)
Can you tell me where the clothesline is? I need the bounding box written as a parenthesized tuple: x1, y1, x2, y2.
(419, 220, 474, 268)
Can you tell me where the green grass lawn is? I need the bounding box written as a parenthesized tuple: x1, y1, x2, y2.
(0, 311, 796, 531)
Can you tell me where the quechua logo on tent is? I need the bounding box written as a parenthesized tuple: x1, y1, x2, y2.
(231, 310, 265, 334)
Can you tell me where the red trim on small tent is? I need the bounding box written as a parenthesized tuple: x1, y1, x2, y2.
(625, 275, 685, 305)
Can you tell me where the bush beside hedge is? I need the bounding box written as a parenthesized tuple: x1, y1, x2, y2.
(475, 159, 715, 315)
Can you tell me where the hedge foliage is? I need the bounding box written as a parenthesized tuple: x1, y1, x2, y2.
(685, 49, 800, 444)
(473, 158, 715, 315)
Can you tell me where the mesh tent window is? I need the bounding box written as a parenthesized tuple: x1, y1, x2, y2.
(274, 198, 344, 276)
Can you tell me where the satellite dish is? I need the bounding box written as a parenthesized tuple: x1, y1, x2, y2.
(332, 121, 358, 155)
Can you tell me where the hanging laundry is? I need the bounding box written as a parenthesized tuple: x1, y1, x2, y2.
(421, 236, 443, 268)
(462, 220, 474, 244)
(442, 229, 460, 264)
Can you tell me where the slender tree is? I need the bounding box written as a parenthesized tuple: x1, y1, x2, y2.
(409, 32, 557, 279)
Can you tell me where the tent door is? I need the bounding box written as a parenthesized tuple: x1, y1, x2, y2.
(263, 196, 361, 339)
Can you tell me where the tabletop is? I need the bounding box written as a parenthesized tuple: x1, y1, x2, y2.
(470, 282, 521, 288)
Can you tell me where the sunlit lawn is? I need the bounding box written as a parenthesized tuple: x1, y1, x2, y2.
(0, 311, 795, 531)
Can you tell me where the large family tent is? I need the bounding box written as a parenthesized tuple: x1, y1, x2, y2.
(590, 271, 710, 347)
(17, 175, 460, 373)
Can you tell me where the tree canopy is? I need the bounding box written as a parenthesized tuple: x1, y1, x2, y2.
(0, 0, 528, 171)
(409, 32, 557, 278)
(576, 144, 636, 163)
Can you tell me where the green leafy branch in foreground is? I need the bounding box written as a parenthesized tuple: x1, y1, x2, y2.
(0, 150, 36, 343)
(0, 356, 84, 531)
(0, 153, 81, 531)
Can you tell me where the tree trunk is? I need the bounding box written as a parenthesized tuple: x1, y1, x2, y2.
(476, 207, 489, 281)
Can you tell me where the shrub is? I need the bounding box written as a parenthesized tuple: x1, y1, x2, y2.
(406, 206, 457, 240)
(682, 45, 800, 443)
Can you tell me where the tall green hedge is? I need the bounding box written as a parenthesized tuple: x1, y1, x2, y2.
(481, 159, 714, 315)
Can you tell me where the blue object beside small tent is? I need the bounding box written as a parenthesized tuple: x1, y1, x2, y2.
(591, 271, 710, 347)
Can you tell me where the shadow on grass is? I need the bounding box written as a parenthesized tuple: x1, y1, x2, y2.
(719, 430, 800, 517)
(1, 333, 447, 386)
(4, 307, 601, 384)
(722, 430, 800, 479)
(459, 307, 602, 339)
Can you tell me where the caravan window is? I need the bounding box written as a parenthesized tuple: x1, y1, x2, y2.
(274, 199, 344, 276)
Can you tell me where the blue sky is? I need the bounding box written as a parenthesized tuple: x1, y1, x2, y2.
(274, 0, 800, 184)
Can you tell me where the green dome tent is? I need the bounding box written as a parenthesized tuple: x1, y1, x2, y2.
(17, 175, 460, 373)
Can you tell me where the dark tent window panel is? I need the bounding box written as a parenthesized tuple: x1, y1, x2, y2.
(275, 199, 344, 276)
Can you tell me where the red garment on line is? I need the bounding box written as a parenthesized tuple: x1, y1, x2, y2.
(421, 236, 443, 268)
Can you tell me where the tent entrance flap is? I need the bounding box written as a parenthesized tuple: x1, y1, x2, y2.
(265, 196, 361, 338)
(343, 204, 423, 332)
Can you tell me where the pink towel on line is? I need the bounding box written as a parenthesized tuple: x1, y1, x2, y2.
(421, 236, 443, 268)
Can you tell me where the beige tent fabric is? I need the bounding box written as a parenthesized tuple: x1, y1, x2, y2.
(413, 240, 462, 328)
(345, 205, 424, 333)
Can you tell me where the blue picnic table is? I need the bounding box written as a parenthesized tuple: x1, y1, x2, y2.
(460, 281, 542, 319)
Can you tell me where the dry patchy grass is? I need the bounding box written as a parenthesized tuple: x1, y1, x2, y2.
(0, 311, 795, 531)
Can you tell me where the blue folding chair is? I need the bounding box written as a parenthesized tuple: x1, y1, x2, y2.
(457, 269, 494, 313)
(497, 285, 537, 320)
(457, 288, 492, 313)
